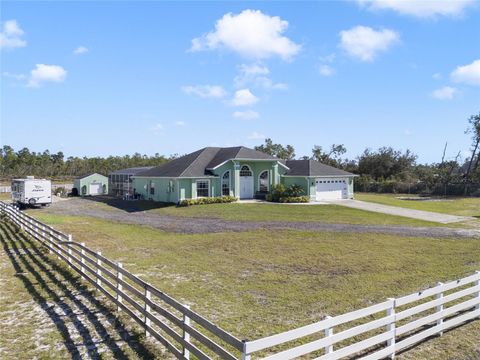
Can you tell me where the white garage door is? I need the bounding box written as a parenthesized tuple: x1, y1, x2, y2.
(89, 183, 103, 195)
(316, 179, 347, 200)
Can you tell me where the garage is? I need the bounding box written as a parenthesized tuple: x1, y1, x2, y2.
(315, 178, 348, 200)
(73, 173, 109, 196)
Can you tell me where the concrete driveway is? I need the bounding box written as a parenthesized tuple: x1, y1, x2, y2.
(328, 199, 473, 224)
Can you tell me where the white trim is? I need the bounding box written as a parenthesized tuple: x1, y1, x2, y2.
(239, 164, 253, 177)
(133, 175, 217, 179)
(258, 170, 269, 192)
(221, 170, 231, 196)
(195, 179, 210, 198)
(282, 175, 356, 178)
(277, 161, 290, 170)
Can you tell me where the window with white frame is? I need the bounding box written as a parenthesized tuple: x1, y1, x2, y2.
(259, 170, 269, 192)
(196, 180, 209, 197)
(240, 165, 252, 177)
(222, 171, 230, 196)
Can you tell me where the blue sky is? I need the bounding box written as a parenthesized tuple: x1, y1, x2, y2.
(1, 1, 479, 163)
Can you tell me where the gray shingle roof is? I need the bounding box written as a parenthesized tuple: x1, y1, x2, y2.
(136, 146, 278, 178)
(285, 160, 355, 177)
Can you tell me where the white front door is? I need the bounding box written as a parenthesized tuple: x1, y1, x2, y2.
(315, 179, 347, 200)
(240, 176, 254, 199)
(89, 183, 102, 195)
(239, 165, 254, 199)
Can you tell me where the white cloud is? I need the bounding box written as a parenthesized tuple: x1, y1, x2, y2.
(431, 86, 458, 100)
(181, 85, 227, 98)
(232, 88, 259, 106)
(248, 131, 266, 140)
(73, 46, 89, 55)
(27, 64, 67, 87)
(174, 121, 186, 127)
(233, 110, 260, 120)
(339, 26, 399, 61)
(0, 20, 26, 50)
(190, 9, 300, 60)
(2, 71, 27, 80)
(356, 0, 476, 18)
(451, 59, 480, 86)
(234, 63, 287, 90)
(432, 72, 442, 80)
(152, 123, 163, 132)
(318, 64, 335, 77)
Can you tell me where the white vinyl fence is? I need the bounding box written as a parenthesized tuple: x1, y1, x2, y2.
(0, 200, 478, 360)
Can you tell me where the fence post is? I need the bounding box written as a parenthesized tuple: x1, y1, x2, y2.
(324, 315, 333, 355)
(48, 230, 53, 254)
(80, 243, 86, 279)
(67, 234, 73, 269)
(144, 285, 151, 337)
(242, 340, 251, 360)
(96, 251, 102, 287)
(386, 298, 396, 359)
(475, 271, 480, 317)
(183, 305, 191, 359)
(116, 262, 123, 312)
(436, 282, 444, 336)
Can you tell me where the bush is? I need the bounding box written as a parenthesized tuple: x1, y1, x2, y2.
(266, 184, 309, 203)
(278, 196, 309, 203)
(178, 196, 237, 207)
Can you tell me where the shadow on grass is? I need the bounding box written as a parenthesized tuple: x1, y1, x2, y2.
(0, 219, 157, 359)
(81, 195, 175, 213)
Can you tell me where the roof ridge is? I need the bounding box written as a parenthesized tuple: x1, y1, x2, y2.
(179, 147, 220, 177)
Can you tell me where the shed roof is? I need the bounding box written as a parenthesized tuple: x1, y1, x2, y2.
(75, 172, 107, 180)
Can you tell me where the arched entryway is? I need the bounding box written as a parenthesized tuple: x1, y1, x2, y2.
(239, 165, 254, 199)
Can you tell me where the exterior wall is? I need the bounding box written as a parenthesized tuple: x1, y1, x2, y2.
(133, 177, 179, 203)
(281, 176, 313, 199)
(74, 174, 108, 196)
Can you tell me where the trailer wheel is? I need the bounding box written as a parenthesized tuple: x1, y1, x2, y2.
(28, 198, 36, 205)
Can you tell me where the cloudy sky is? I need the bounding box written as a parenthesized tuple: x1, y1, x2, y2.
(1, 1, 479, 162)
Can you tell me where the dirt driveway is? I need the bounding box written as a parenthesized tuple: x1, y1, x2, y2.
(33, 198, 480, 239)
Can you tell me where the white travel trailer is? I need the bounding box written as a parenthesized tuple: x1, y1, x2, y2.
(11, 176, 52, 208)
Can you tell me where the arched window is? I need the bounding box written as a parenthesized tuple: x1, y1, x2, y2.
(259, 170, 269, 192)
(240, 165, 252, 177)
(222, 171, 230, 196)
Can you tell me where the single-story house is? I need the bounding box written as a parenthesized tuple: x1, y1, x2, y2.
(132, 146, 356, 203)
(109, 166, 153, 197)
(73, 173, 108, 196)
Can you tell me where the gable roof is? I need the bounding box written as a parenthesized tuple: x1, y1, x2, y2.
(285, 160, 355, 177)
(76, 172, 107, 180)
(136, 146, 279, 178)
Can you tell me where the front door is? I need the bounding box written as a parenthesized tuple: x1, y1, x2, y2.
(239, 165, 254, 199)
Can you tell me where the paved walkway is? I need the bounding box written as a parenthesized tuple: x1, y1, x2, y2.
(328, 199, 473, 224)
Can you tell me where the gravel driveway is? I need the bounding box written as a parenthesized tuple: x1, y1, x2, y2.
(35, 198, 480, 239)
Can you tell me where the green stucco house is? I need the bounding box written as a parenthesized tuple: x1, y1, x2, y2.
(132, 146, 355, 203)
(73, 173, 109, 196)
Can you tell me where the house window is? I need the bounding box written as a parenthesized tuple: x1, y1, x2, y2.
(259, 170, 269, 192)
(150, 182, 155, 195)
(222, 171, 230, 196)
(197, 180, 209, 197)
(240, 165, 252, 177)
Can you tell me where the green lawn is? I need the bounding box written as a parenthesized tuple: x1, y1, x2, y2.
(356, 193, 480, 217)
(30, 212, 480, 356)
(123, 200, 445, 227)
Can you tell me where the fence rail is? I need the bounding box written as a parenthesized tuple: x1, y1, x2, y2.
(0, 200, 478, 360)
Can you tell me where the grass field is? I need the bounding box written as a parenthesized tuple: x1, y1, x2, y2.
(118, 200, 446, 227)
(356, 193, 480, 217)
(26, 212, 480, 359)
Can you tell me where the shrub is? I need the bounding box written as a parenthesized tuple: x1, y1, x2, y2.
(278, 196, 309, 203)
(266, 184, 309, 203)
(178, 196, 237, 207)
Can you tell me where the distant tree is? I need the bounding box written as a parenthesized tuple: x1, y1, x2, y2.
(255, 138, 295, 160)
(357, 147, 417, 180)
(311, 144, 347, 167)
(464, 112, 480, 192)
